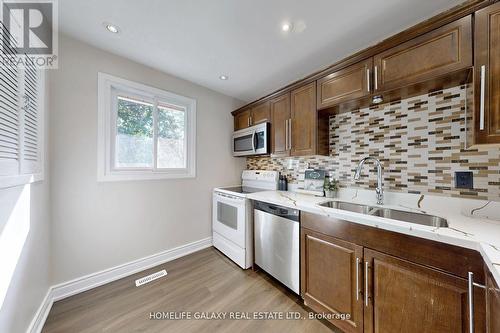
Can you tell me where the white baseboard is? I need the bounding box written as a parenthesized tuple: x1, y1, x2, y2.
(26, 289, 53, 333)
(27, 237, 213, 333)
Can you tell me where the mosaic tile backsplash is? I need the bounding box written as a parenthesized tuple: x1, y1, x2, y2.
(247, 85, 500, 201)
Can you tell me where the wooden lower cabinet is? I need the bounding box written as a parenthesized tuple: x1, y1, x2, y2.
(300, 215, 487, 333)
(364, 249, 485, 333)
(486, 269, 500, 332)
(301, 228, 364, 333)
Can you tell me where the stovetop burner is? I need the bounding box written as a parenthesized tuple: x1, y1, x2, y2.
(219, 186, 265, 194)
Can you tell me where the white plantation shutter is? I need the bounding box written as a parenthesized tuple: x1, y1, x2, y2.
(0, 24, 20, 176)
(0, 23, 44, 186)
(21, 58, 41, 174)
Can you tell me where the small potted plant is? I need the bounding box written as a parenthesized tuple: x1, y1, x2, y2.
(324, 178, 339, 198)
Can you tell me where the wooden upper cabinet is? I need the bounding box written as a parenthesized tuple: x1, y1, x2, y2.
(374, 15, 472, 92)
(234, 101, 270, 131)
(301, 228, 364, 333)
(270, 93, 291, 157)
(291, 82, 317, 156)
(250, 101, 270, 125)
(364, 249, 485, 333)
(475, 2, 500, 144)
(317, 58, 372, 109)
(486, 269, 500, 333)
(234, 109, 251, 131)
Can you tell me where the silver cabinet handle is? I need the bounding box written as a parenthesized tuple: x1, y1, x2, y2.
(356, 258, 360, 301)
(480, 65, 486, 130)
(247, 117, 250, 127)
(468, 271, 474, 333)
(288, 118, 292, 150)
(366, 68, 370, 92)
(374, 65, 378, 91)
(464, 84, 468, 149)
(285, 119, 288, 150)
(468, 271, 486, 333)
(364, 261, 369, 306)
(250, 116, 253, 126)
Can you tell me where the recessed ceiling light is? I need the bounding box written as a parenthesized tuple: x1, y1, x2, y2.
(282, 23, 292, 32)
(219, 75, 229, 80)
(105, 23, 120, 34)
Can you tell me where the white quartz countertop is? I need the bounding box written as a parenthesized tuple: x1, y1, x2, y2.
(247, 188, 500, 286)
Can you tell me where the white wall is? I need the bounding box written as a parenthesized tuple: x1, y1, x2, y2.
(49, 34, 245, 284)
(0, 79, 51, 332)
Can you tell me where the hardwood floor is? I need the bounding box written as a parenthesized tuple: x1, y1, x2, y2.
(43, 247, 339, 333)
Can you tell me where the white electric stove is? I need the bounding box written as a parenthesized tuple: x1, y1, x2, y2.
(212, 170, 279, 269)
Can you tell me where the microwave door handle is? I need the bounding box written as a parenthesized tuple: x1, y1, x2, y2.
(252, 131, 256, 152)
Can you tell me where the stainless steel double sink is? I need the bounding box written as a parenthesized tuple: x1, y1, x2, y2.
(318, 201, 448, 228)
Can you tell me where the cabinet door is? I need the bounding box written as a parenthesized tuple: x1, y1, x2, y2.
(475, 2, 500, 144)
(317, 58, 372, 109)
(270, 93, 291, 157)
(364, 249, 485, 333)
(291, 82, 317, 156)
(374, 15, 472, 92)
(486, 270, 500, 333)
(234, 109, 251, 131)
(251, 101, 270, 125)
(301, 228, 364, 333)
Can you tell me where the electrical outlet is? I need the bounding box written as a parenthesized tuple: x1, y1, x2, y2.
(455, 171, 473, 189)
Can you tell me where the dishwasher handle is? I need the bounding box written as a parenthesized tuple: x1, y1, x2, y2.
(254, 201, 299, 222)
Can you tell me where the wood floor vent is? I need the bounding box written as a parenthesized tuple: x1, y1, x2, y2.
(135, 270, 167, 287)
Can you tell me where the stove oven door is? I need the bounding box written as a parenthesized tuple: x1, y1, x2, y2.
(212, 191, 247, 248)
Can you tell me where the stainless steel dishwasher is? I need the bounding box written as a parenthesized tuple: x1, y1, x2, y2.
(254, 201, 300, 294)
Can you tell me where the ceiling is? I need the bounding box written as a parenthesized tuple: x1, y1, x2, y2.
(58, 0, 464, 103)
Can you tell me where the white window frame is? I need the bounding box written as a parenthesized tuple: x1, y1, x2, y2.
(0, 69, 45, 189)
(97, 72, 196, 182)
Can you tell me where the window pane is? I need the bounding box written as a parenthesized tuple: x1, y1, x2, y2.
(157, 104, 186, 169)
(115, 96, 153, 168)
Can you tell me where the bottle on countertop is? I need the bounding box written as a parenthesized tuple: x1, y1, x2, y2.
(278, 174, 288, 191)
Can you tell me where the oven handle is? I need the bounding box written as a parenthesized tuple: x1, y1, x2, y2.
(215, 191, 245, 203)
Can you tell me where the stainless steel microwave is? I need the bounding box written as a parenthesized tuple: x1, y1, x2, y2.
(232, 122, 270, 157)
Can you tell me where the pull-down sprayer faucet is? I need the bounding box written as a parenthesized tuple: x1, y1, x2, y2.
(354, 156, 384, 205)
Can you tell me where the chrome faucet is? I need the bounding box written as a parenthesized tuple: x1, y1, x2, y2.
(354, 156, 384, 205)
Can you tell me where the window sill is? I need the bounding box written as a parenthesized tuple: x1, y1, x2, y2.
(97, 170, 196, 182)
(0, 173, 44, 189)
